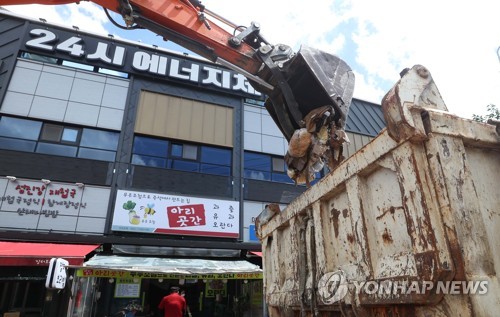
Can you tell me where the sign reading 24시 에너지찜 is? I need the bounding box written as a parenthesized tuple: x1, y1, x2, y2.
(111, 190, 239, 238)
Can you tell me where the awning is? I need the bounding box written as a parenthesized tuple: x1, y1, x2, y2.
(249, 251, 262, 257)
(0, 241, 100, 266)
(81, 255, 262, 279)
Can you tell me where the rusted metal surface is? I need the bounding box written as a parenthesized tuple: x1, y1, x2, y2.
(258, 65, 500, 316)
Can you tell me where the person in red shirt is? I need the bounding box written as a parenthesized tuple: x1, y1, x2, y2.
(158, 286, 187, 317)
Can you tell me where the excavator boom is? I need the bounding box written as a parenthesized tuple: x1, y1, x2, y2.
(0, 0, 356, 183)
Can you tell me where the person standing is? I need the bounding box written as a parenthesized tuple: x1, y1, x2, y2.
(180, 290, 192, 317)
(158, 286, 186, 317)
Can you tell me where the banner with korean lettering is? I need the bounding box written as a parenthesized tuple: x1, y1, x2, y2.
(112, 190, 239, 238)
(0, 177, 110, 234)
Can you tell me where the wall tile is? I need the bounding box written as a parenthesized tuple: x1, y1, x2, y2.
(262, 114, 283, 137)
(243, 131, 262, 152)
(262, 135, 286, 156)
(75, 71, 106, 83)
(69, 78, 104, 105)
(76, 217, 106, 234)
(17, 59, 43, 71)
(1, 91, 33, 116)
(30, 96, 67, 121)
(101, 84, 128, 110)
(97, 107, 124, 130)
(37, 215, 77, 232)
(36, 72, 73, 100)
(244, 110, 261, 133)
(106, 77, 129, 88)
(65, 102, 99, 126)
(42, 64, 75, 77)
(8, 67, 41, 94)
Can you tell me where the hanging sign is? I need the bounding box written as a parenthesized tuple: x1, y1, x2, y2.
(114, 278, 141, 298)
(111, 190, 239, 238)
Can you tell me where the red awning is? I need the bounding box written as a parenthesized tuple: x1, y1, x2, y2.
(0, 241, 100, 266)
(249, 251, 262, 257)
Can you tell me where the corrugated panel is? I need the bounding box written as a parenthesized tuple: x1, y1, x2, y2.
(345, 98, 386, 137)
(135, 91, 234, 147)
(344, 132, 374, 158)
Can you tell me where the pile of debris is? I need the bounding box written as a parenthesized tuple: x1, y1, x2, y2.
(285, 106, 350, 186)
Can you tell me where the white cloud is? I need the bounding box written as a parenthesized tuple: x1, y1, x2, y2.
(4, 0, 500, 119)
(5, 2, 108, 36)
(208, 0, 500, 118)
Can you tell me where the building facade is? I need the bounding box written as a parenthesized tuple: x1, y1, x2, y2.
(0, 10, 385, 317)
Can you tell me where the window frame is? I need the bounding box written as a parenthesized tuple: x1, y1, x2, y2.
(0, 115, 119, 162)
(132, 136, 232, 176)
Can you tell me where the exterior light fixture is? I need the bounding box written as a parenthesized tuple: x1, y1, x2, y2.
(41, 179, 51, 185)
(39, 18, 47, 23)
(75, 182, 85, 188)
(6, 176, 16, 182)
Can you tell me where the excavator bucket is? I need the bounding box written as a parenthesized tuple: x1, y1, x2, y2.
(263, 46, 355, 141)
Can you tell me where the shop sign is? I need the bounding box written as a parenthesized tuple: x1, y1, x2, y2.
(114, 278, 141, 298)
(205, 280, 227, 298)
(77, 269, 263, 280)
(111, 189, 239, 238)
(0, 177, 110, 233)
(23, 27, 262, 97)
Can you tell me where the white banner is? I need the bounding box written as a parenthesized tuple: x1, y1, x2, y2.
(0, 177, 110, 234)
(112, 190, 239, 238)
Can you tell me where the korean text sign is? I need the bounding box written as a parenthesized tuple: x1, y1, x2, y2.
(112, 190, 239, 238)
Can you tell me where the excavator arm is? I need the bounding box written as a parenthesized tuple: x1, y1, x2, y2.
(0, 0, 356, 184)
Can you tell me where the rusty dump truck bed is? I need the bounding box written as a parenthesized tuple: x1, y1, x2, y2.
(257, 65, 500, 317)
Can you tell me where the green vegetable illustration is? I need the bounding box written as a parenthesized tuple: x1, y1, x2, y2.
(123, 201, 136, 211)
(123, 200, 140, 225)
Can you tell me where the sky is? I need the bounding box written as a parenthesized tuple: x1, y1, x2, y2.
(3, 0, 500, 119)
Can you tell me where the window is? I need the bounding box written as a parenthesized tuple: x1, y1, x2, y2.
(80, 128, 119, 150)
(0, 116, 119, 161)
(98, 67, 128, 78)
(40, 124, 79, 144)
(62, 60, 94, 71)
(0, 116, 41, 140)
(244, 151, 293, 184)
(244, 98, 266, 107)
(172, 143, 197, 160)
(132, 136, 232, 176)
(20, 52, 57, 64)
(272, 157, 286, 172)
(132, 136, 169, 168)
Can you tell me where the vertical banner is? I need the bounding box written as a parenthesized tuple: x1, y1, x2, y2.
(205, 280, 227, 298)
(112, 190, 240, 238)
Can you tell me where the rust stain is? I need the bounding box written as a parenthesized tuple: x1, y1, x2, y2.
(342, 208, 349, 218)
(330, 208, 341, 238)
(382, 228, 393, 243)
(376, 206, 403, 220)
(440, 139, 450, 157)
(347, 233, 355, 243)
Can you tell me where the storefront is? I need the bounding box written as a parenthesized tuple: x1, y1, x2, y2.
(68, 256, 263, 317)
(0, 241, 99, 317)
